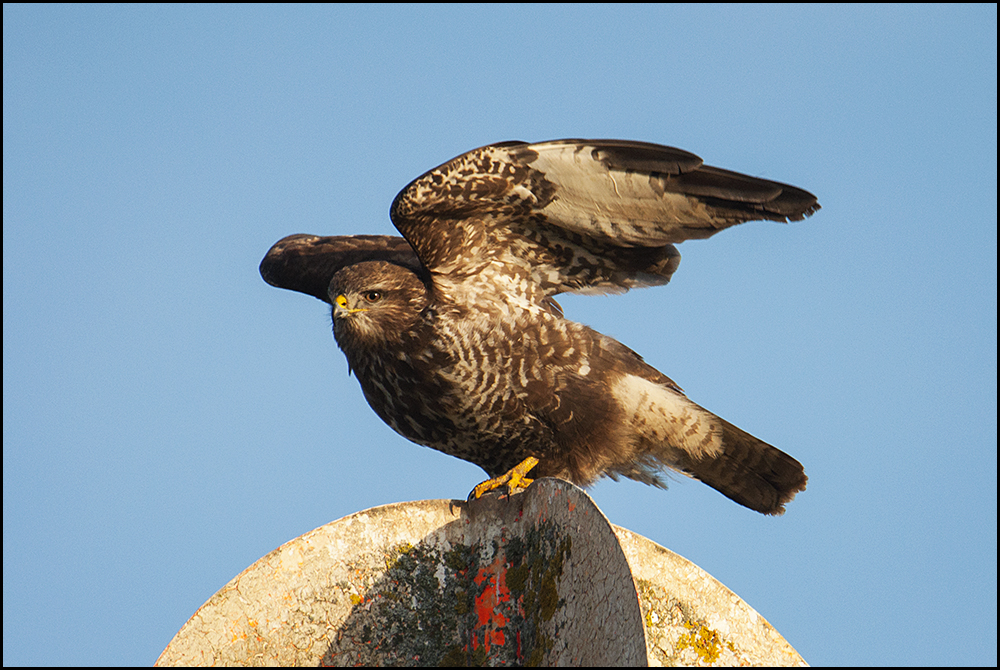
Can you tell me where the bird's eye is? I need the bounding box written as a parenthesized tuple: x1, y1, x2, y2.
(363, 291, 383, 303)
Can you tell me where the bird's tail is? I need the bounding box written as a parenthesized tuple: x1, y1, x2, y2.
(677, 416, 807, 515)
(608, 371, 807, 514)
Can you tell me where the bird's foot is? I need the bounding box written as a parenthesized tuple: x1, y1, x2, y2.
(469, 457, 540, 500)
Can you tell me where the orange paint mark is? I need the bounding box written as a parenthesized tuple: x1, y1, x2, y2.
(474, 575, 496, 626)
(470, 553, 515, 655)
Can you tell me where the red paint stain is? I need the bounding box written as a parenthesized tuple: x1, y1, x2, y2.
(471, 553, 514, 655)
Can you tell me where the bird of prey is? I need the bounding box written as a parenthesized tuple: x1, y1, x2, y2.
(260, 139, 818, 515)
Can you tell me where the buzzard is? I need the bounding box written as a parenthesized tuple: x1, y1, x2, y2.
(260, 139, 817, 515)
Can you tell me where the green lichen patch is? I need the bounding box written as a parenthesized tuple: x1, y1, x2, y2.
(321, 520, 575, 666)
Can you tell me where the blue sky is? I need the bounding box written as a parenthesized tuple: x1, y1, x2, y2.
(4, 4, 996, 666)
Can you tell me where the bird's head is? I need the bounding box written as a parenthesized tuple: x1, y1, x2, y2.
(327, 261, 429, 349)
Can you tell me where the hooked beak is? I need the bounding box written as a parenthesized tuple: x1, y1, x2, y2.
(333, 293, 367, 317)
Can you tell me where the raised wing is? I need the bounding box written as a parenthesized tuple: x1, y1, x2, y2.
(260, 234, 421, 303)
(390, 139, 819, 295)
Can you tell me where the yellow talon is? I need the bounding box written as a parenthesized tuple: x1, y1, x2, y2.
(470, 456, 540, 499)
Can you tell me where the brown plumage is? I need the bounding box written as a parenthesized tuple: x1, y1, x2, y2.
(261, 139, 816, 514)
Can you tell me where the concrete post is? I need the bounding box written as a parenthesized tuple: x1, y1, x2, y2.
(157, 479, 806, 666)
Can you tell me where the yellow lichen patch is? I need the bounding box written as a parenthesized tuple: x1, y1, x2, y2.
(384, 542, 415, 572)
(675, 621, 736, 664)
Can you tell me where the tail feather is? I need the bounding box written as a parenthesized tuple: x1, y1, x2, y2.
(681, 418, 807, 515)
(608, 370, 807, 514)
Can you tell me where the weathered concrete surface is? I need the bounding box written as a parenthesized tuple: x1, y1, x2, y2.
(157, 479, 806, 666)
(614, 527, 807, 667)
(157, 479, 645, 666)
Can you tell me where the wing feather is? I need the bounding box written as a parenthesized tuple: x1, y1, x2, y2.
(390, 139, 819, 295)
(260, 234, 421, 303)
(261, 139, 819, 302)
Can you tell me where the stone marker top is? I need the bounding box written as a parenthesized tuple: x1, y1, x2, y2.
(157, 478, 806, 667)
